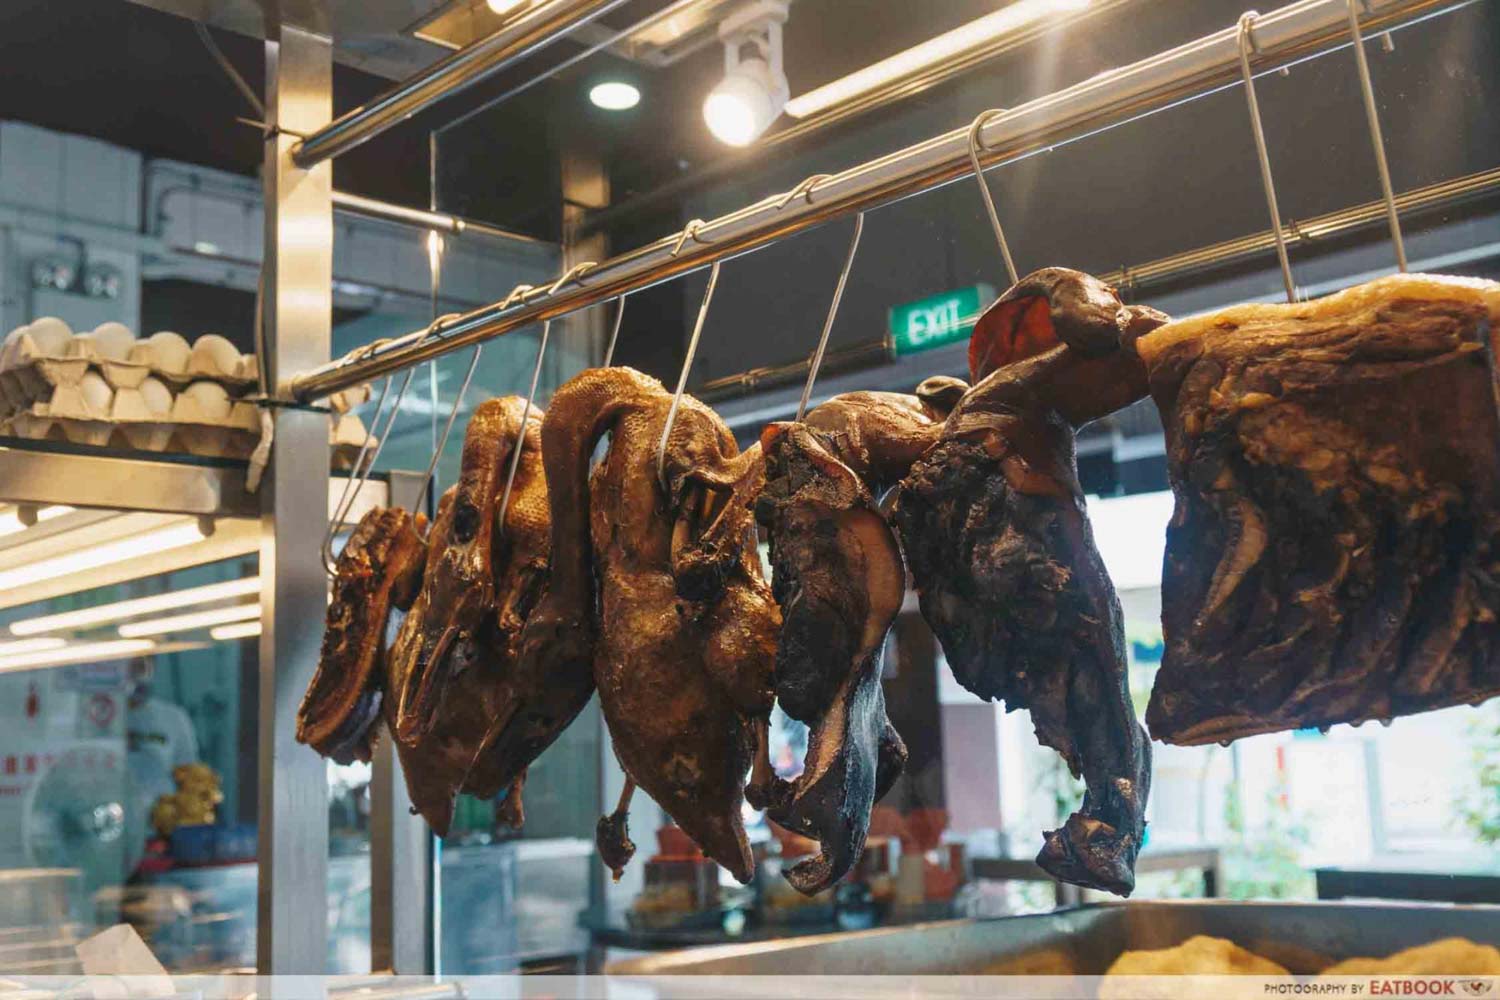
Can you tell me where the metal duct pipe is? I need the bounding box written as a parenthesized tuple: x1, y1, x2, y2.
(291, 0, 1457, 401)
(291, 0, 633, 167)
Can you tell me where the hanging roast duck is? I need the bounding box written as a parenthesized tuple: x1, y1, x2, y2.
(892, 268, 1167, 895)
(297, 394, 553, 835)
(522, 366, 776, 884)
(752, 377, 964, 894)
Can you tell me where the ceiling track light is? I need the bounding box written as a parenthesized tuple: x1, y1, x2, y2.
(703, 0, 789, 147)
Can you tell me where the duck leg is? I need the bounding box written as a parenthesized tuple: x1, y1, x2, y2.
(597, 777, 637, 881)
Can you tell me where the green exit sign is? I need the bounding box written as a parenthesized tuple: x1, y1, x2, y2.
(888, 284, 994, 356)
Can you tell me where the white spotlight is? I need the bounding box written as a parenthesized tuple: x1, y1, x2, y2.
(703, 1, 789, 147)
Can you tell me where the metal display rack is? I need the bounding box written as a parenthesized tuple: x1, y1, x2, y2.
(0, 0, 1489, 976)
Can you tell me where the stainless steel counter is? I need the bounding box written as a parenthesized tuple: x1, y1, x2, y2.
(608, 899, 1500, 976)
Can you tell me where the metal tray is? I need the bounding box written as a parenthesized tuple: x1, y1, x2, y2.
(608, 900, 1500, 975)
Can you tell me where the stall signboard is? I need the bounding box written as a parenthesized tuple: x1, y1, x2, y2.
(888, 284, 994, 356)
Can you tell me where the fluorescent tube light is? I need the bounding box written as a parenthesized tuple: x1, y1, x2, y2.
(210, 621, 262, 641)
(784, 0, 1091, 120)
(118, 603, 259, 639)
(0, 638, 156, 674)
(9, 577, 261, 636)
(0, 522, 206, 594)
(0, 505, 74, 538)
(0, 637, 67, 656)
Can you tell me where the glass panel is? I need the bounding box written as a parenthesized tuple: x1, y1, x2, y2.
(0, 549, 258, 974)
(404, 0, 1500, 967)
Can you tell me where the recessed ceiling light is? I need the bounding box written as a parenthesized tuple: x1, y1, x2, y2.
(590, 81, 641, 111)
(486, 0, 525, 14)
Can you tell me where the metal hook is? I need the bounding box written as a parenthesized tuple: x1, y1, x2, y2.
(1236, 12, 1297, 303)
(320, 366, 419, 576)
(413, 344, 483, 521)
(796, 213, 865, 423)
(550, 261, 598, 294)
(774, 174, 832, 211)
(670, 219, 710, 258)
(496, 319, 553, 531)
(656, 260, 722, 491)
(1345, 0, 1407, 272)
(602, 293, 629, 368)
(967, 109, 1020, 287)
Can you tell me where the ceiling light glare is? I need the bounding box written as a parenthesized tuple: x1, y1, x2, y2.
(118, 602, 260, 639)
(785, 0, 1093, 119)
(0, 505, 74, 538)
(0, 638, 155, 675)
(0, 637, 67, 656)
(0, 522, 207, 594)
(9, 576, 261, 636)
(486, 0, 525, 14)
(210, 621, 262, 641)
(590, 81, 641, 111)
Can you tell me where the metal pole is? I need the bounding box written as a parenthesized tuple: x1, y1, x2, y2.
(258, 20, 332, 974)
(331, 191, 549, 246)
(291, 0, 1457, 402)
(371, 470, 435, 974)
(291, 0, 632, 167)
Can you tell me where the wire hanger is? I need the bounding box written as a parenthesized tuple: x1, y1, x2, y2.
(320, 363, 418, 576)
(1236, 11, 1298, 303)
(967, 109, 1020, 288)
(796, 213, 865, 422)
(495, 263, 597, 528)
(656, 259, 722, 491)
(601, 293, 629, 368)
(1345, 0, 1407, 272)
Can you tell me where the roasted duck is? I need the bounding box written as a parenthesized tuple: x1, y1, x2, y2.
(298, 395, 551, 836)
(528, 366, 776, 884)
(893, 268, 1166, 895)
(1141, 274, 1500, 745)
(752, 378, 963, 894)
(297, 506, 426, 766)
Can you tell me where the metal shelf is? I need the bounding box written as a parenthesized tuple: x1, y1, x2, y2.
(0, 438, 257, 518)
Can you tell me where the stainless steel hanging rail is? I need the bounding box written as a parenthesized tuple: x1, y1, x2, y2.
(291, 0, 1457, 402)
(330, 191, 549, 246)
(291, 0, 632, 167)
(694, 164, 1500, 404)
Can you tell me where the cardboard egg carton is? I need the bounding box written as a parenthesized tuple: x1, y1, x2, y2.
(2, 377, 372, 465)
(0, 318, 258, 419)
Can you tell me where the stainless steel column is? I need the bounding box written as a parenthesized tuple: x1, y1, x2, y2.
(370, 471, 434, 974)
(258, 19, 334, 974)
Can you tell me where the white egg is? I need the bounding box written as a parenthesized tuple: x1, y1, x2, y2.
(139, 377, 173, 417)
(189, 334, 241, 376)
(90, 322, 136, 361)
(1, 325, 29, 368)
(181, 380, 232, 421)
(28, 317, 72, 357)
(145, 331, 191, 373)
(80, 371, 113, 415)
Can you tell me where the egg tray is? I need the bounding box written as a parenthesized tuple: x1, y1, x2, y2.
(1, 384, 372, 466)
(0, 320, 259, 419)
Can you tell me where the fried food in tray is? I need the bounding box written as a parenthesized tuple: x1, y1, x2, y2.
(1140, 274, 1500, 746)
(527, 366, 776, 884)
(752, 380, 961, 895)
(1105, 934, 1290, 976)
(1321, 937, 1500, 976)
(893, 268, 1167, 896)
